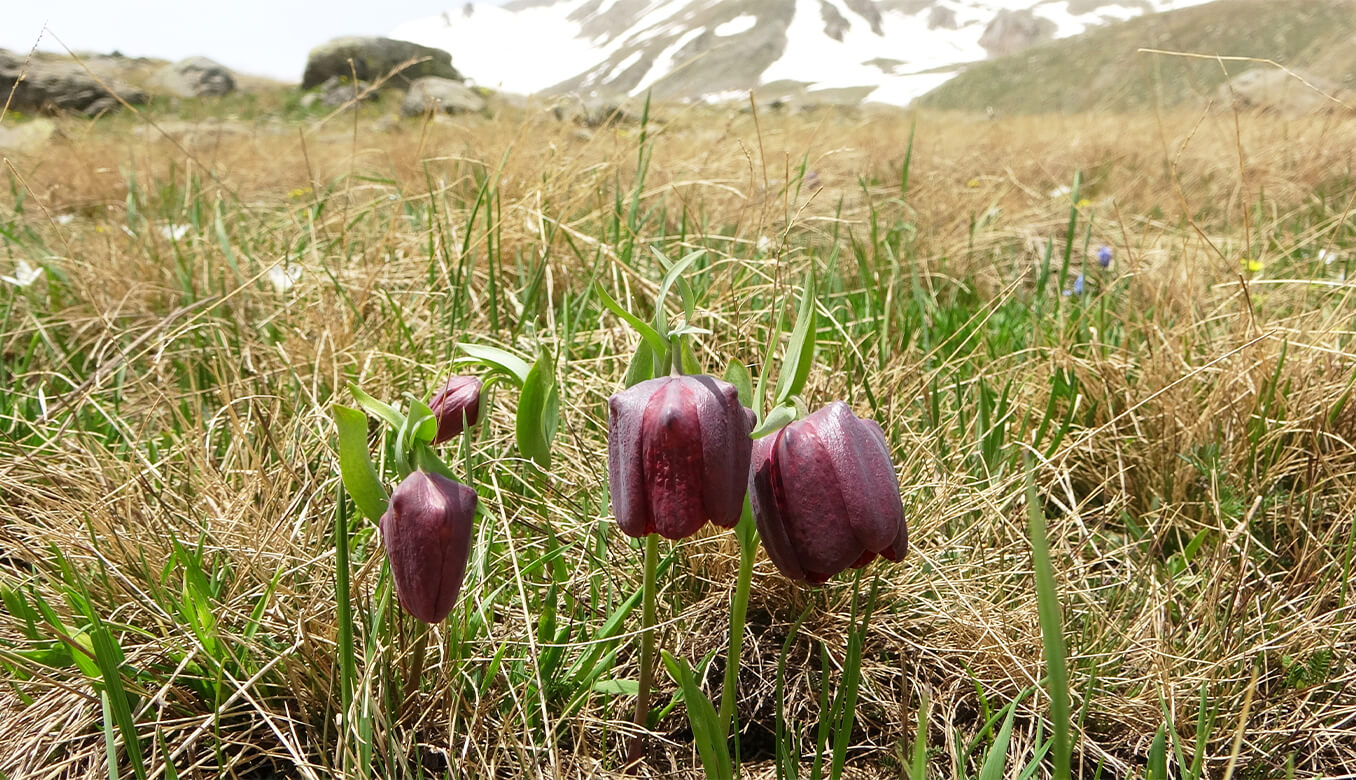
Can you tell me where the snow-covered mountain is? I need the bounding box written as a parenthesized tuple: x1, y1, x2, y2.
(390, 0, 1217, 105)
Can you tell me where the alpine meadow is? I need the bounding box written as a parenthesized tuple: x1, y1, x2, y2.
(2, 49, 1356, 780)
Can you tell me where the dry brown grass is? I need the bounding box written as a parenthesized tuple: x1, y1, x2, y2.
(1, 95, 1354, 779)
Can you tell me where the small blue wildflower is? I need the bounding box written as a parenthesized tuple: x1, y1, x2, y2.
(1097, 245, 1112, 268)
(1063, 274, 1086, 297)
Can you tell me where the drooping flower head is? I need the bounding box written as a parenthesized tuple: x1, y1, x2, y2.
(750, 401, 907, 583)
(607, 374, 754, 540)
(380, 470, 477, 623)
(1097, 245, 1113, 268)
(429, 375, 483, 444)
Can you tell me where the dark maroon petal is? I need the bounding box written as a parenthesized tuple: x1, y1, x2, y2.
(849, 549, 878, 569)
(749, 432, 807, 581)
(690, 376, 753, 529)
(880, 500, 909, 562)
(812, 403, 905, 555)
(381, 471, 477, 624)
(641, 378, 708, 539)
(773, 421, 866, 579)
(608, 379, 658, 537)
(430, 376, 482, 444)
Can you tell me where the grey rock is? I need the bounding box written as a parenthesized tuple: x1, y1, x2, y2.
(0, 118, 56, 153)
(301, 76, 378, 109)
(550, 95, 636, 127)
(979, 9, 1055, 58)
(0, 49, 146, 114)
(1219, 68, 1354, 117)
(153, 56, 236, 97)
(302, 36, 461, 90)
(400, 76, 485, 116)
(928, 5, 957, 29)
(820, 0, 850, 42)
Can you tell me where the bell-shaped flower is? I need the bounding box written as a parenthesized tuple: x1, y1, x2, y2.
(608, 374, 754, 540)
(379, 470, 477, 623)
(429, 375, 482, 444)
(749, 401, 907, 583)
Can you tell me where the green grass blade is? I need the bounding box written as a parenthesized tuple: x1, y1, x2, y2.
(1025, 453, 1071, 780)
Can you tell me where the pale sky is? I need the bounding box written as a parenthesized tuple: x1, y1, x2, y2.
(1, 1, 487, 82)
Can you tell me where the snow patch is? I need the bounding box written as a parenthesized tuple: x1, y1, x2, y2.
(392, 0, 1225, 106)
(639, 27, 705, 90)
(714, 14, 757, 36)
(607, 50, 646, 81)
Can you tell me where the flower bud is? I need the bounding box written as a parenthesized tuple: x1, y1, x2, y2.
(608, 374, 754, 540)
(379, 470, 477, 623)
(749, 401, 907, 583)
(429, 375, 482, 444)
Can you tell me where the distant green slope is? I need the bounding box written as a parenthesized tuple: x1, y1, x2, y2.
(916, 0, 1356, 113)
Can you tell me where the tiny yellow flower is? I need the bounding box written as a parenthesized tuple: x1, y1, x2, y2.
(966, 178, 979, 188)
(1243, 258, 1263, 273)
(1076, 198, 1092, 208)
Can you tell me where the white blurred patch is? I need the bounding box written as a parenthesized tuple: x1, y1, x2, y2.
(2, 259, 43, 287)
(266, 263, 303, 293)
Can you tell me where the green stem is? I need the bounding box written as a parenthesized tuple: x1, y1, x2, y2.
(403, 622, 430, 705)
(718, 504, 757, 737)
(626, 533, 661, 769)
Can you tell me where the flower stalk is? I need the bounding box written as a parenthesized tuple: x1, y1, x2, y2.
(627, 532, 661, 768)
(718, 500, 757, 736)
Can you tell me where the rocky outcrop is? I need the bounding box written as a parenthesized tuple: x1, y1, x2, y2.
(0, 118, 55, 154)
(300, 76, 379, 109)
(1218, 68, 1355, 117)
(153, 56, 236, 97)
(400, 77, 485, 116)
(550, 95, 638, 127)
(978, 9, 1055, 58)
(0, 49, 146, 115)
(301, 37, 462, 89)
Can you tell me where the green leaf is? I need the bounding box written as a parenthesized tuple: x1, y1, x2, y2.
(458, 343, 531, 386)
(723, 359, 754, 409)
(333, 404, 388, 522)
(516, 349, 558, 469)
(348, 384, 405, 429)
(751, 403, 798, 440)
(622, 339, 657, 388)
(1146, 724, 1168, 780)
(411, 441, 459, 481)
(978, 702, 1018, 780)
(596, 282, 670, 360)
(652, 247, 704, 334)
(592, 679, 640, 696)
(680, 337, 701, 375)
(774, 268, 818, 406)
(399, 397, 438, 449)
(662, 651, 733, 780)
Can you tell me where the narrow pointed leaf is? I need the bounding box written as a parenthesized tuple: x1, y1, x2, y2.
(724, 359, 754, 410)
(516, 349, 557, 469)
(349, 384, 405, 429)
(458, 343, 532, 386)
(333, 404, 388, 522)
(595, 282, 670, 359)
(751, 403, 798, 440)
(774, 269, 818, 406)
